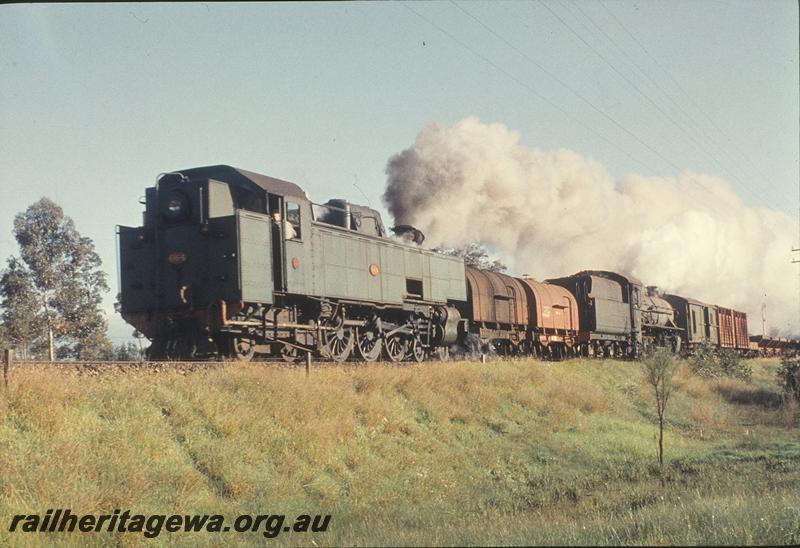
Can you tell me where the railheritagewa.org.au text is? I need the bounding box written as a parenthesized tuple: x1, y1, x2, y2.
(8, 509, 331, 538)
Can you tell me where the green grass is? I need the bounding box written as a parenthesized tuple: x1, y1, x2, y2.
(0, 358, 798, 546)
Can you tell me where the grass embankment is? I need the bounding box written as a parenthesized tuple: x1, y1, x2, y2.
(0, 358, 798, 546)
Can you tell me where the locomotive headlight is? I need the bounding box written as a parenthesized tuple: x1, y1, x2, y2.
(167, 198, 183, 215)
(163, 191, 189, 220)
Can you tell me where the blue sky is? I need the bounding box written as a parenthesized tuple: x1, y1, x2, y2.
(1, 1, 797, 342)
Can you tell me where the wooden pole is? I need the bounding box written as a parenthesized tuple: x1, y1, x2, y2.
(305, 352, 311, 378)
(3, 348, 12, 390)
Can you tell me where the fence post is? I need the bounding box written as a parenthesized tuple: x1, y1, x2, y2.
(3, 348, 12, 390)
(305, 352, 312, 378)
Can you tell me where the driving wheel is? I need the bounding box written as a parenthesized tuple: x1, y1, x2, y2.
(356, 326, 382, 362)
(384, 333, 408, 363)
(324, 324, 354, 362)
(409, 338, 426, 363)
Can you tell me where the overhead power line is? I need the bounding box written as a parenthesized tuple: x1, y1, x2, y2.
(446, 0, 694, 177)
(598, 0, 778, 201)
(403, 3, 655, 174)
(430, 1, 757, 206)
(540, 0, 776, 211)
(561, 0, 777, 211)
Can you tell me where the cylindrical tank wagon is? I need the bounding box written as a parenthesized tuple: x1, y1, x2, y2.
(518, 276, 579, 358)
(462, 267, 529, 346)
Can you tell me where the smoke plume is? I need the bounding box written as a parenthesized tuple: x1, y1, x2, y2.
(383, 117, 798, 336)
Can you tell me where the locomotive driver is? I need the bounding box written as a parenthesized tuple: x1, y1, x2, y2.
(271, 210, 297, 240)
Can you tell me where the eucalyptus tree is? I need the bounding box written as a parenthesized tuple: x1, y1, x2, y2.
(0, 258, 40, 358)
(0, 198, 111, 360)
(433, 243, 507, 272)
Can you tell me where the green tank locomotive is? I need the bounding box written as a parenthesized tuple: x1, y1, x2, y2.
(117, 165, 466, 361)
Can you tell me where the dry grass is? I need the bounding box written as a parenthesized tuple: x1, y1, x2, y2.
(0, 358, 798, 546)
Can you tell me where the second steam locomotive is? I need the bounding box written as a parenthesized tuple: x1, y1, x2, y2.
(118, 165, 753, 361)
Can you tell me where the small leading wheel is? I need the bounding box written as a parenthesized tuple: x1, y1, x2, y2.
(409, 338, 426, 363)
(325, 325, 354, 362)
(356, 327, 382, 362)
(232, 336, 255, 362)
(384, 333, 408, 363)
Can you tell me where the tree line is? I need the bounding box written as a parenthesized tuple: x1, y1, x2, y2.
(0, 198, 142, 361)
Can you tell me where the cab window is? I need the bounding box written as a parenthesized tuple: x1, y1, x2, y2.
(208, 180, 234, 218)
(286, 202, 301, 240)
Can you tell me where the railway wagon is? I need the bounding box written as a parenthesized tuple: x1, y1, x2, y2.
(749, 335, 799, 356)
(118, 165, 467, 361)
(664, 294, 719, 349)
(546, 271, 681, 357)
(456, 269, 580, 358)
(717, 307, 749, 351)
(518, 276, 579, 358)
(460, 267, 529, 354)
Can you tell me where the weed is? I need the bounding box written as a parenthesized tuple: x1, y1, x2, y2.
(690, 342, 751, 381)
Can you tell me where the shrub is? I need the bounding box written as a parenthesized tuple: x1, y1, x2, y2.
(689, 343, 751, 381)
(718, 349, 752, 381)
(778, 355, 800, 402)
(689, 342, 720, 378)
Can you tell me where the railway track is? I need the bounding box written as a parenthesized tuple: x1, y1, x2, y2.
(4, 354, 476, 376)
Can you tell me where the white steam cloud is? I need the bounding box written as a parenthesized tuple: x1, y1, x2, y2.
(383, 117, 798, 336)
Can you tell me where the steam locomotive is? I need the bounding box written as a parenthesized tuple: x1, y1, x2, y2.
(117, 165, 753, 361)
